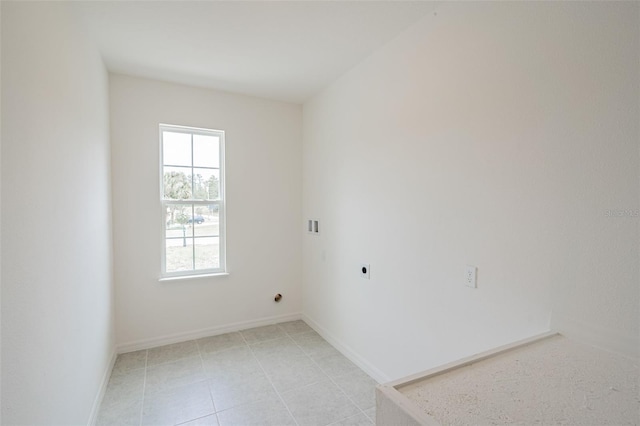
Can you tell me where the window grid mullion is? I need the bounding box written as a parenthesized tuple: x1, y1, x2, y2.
(164, 163, 219, 170)
(191, 204, 196, 270)
(166, 235, 219, 240)
(163, 200, 220, 205)
(190, 134, 196, 271)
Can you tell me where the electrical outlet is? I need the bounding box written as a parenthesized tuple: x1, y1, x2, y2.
(360, 263, 370, 279)
(465, 265, 477, 288)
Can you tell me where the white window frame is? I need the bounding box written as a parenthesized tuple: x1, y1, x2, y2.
(159, 124, 226, 278)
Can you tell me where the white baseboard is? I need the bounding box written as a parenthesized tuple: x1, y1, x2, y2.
(87, 347, 117, 426)
(551, 312, 639, 360)
(302, 314, 390, 384)
(116, 312, 303, 354)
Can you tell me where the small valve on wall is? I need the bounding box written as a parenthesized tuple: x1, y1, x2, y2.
(274, 293, 283, 302)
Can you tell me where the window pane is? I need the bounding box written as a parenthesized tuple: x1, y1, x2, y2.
(165, 204, 193, 237)
(160, 125, 225, 277)
(194, 204, 219, 237)
(193, 134, 219, 168)
(193, 168, 220, 200)
(163, 131, 191, 166)
(195, 237, 219, 270)
(163, 167, 192, 200)
(166, 238, 194, 273)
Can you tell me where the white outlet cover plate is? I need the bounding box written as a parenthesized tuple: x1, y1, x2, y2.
(466, 265, 477, 288)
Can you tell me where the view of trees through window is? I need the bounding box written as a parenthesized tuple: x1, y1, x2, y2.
(161, 126, 224, 275)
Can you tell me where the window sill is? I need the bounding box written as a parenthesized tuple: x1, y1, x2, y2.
(159, 272, 229, 282)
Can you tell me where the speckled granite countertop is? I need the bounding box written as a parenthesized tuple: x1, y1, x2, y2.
(400, 335, 639, 425)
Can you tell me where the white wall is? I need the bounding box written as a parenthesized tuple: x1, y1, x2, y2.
(109, 74, 302, 348)
(1, 2, 114, 424)
(303, 1, 639, 381)
(0, 1, 3, 416)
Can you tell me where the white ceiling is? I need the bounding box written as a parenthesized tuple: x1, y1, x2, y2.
(74, 1, 437, 104)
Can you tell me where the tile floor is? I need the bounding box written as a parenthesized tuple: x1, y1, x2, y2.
(97, 321, 378, 426)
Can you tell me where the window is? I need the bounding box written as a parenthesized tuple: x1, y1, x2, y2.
(160, 124, 225, 277)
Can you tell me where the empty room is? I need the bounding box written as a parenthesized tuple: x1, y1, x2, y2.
(1, 1, 638, 425)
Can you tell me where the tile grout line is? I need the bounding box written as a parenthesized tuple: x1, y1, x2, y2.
(240, 328, 301, 426)
(142, 341, 202, 369)
(274, 325, 373, 425)
(325, 411, 371, 426)
(195, 338, 220, 425)
(138, 349, 149, 426)
(288, 328, 375, 425)
(248, 323, 374, 424)
(315, 364, 374, 424)
(122, 321, 372, 425)
(263, 334, 333, 395)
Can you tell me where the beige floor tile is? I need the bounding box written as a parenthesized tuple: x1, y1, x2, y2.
(96, 398, 141, 426)
(291, 331, 336, 357)
(101, 368, 145, 410)
(278, 320, 313, 335)
(97, 321, 377, 426)
(147, 340, 199, 366)
(249, 336, 302, 359)
(142, 380, 214, 426)
(250, 338, 308, 370)
(178, 414, 219, 425)
(364, 406, 375, 422)
(240, 324, 286, 344)
(329, 412, 373, 426)
(201, 346, 263, 380)
(208, 370, 278, 411)
(332, 369, 378, 410)
(216, 394, 296, 426)
(112, 350, 147, 377)
(263, 356, 328, 393)
(311, 350, 359, 378)
(145, 356, 206, 395)
(281, 380, 360, 426)
(197, 332, 246, 355)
